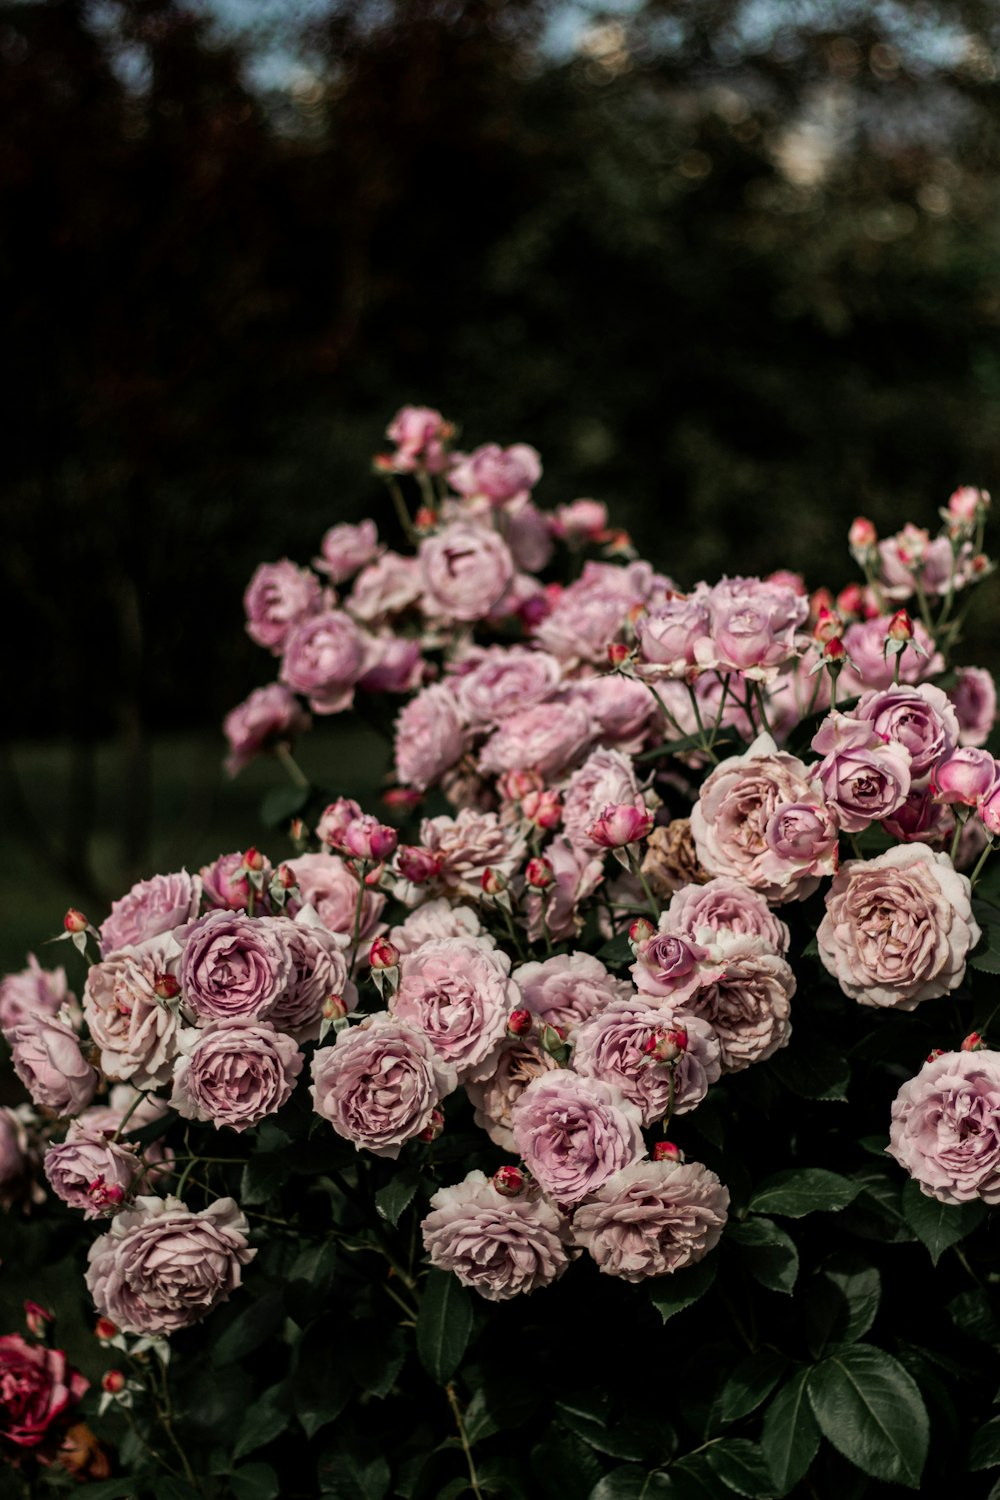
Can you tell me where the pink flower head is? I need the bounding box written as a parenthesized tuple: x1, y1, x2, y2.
(223, 683, 311, 777)
(587, 803, 654, 849)
(394, 682, 466, 791)
(264, 910, 354, 1040)
(695, 576, 808, 682)
(384, 406, 451, 474)
(313, 519, 381, 583)
(562, 748, 646, 856)
(44, 1132, 141, 1219)
(348, 551, 423, 624)
(551, 498, 609, 545)
(948, 485, 990, 522)
(630, 929, 709, 1003)
(573, 1159, 729, 1281)
(932, 747, 997, 807)
(465, 1034, 561, 1150)
(315, 798, 362, 851)
(950, 667, 997, 747)
(11, 1015, 97, 1117)
(389, 899, 485, 956)
(840, 614, 942, 694)
(343, 815, 398, 864)
(523, 836, 604, 945)
(449, 443, 542, 506)
(980, 780, 1000, 838)
(285, 852, 386, 942)
(510, 1072, 645, 1206)
(100, 870, 201, 956)
(280, 610, 373, 715)
(855, 683, 959, 782)
(416, 810, 526, 900)
(814, 716, 912, 833)
(888, 1048, 1000, 1203)
(0, 956, 71, 1040)
(244, 560, 322, 654)
(573, 1001, 721, 1124)
(513, 952, 631, 1036)
(0, 1334, 87, 1448)
(356, 634, 424, 695)
(171, 1020, 303, 1131)
(672, 931, 795, 1073)
(421, 1171, 573, 1300)
(665, 878, 790, 954)
(567, 675, 659, 755)
(419, 523, 515, 622)
(634, 591, 711, 679)
(451, 646, 562, 728)
(178, 911, 292, 1023)
(478, 699, 593, 779)
(533, 561, 671, 667)
(390, 937, 518, 1082)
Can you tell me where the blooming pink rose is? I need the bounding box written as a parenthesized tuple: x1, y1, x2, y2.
(44, 1132, 141, 1218)
(950, 666, 997, 747)
(74, 1089, 173, 1184)
(266, 911, 355, 1040)
(550, 498, 608, 544)
(223, 683, 311, 777)
(0, 1107, 43, 1211)
(171, 1020, 303, 1131)
(512, 1072, 645, 1206)
(630, 927, 711, 1004)
(449, 442, 542, 505)
(512, 952, 631, 1036)
(385, 405, 450, 473)
(199, 851, 262, 912)
(421, 1171, 573, 1300)
(347, 551, 423, 624)
(394, 682, 465, 790)
(980, 779, 1000, 838)
(285, 852, 386, 942)
(523, 837, 604, 944)
(818, 843, 980, 1008)
(854, 683, 958, 782)
(99, 870, 201, 956)
(665, 877, 790, 954)
(356, 634, 424, 695)
(888, 1049, 1000, 1203)
(588, 803, 654, 848)
(814, 716, 912, 833)
(690, 734, 833, 901)
(694, 576, 808, 681)
(419, 523, 515, 622)
(178, 911, 292, 1023)
(313, 519, 381, 583)
(11, 1015, 97, 1116)
(931, 747, 997, 806)
(390, 937, 518, 1081)
(451, 647, 562, 728)
(0, 956, 71, 1039)
(674, 932, 795, 1072)
(83, 934, 184, 1089)
(86, 1195, 254, 1335)
(0, 1334, 87, 1448)
(417, 811, 526, 900)
(879, 531, 972, 601)
(280, 610, 373, 714)
(566, 676, 658, 755)
(465, 1036, 561, 1150)
(478, 699, 592, 779)
(764, 799, 841, 874)
(310, 1015, 456, 1157)
(839, 614, 943, 694)
(534, 561, 671, 667)
(561, 748, 646, 855)
(635, 591, 712, 679)
(389, 899, 484, 956)
(881, 786, 955, 848)
(244, 560, 322, 654)
(573, 1159, 729, 1281)
(573, 1001, 721, 1124)
(506, 501, 554, 572)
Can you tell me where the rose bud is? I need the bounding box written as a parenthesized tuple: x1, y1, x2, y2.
(887, 609, 914, 642)
(322, 994, 348, 1022)
(492, 1165, 525, 1197)
(94, 1318, 118, 1342)
(64, 909, 89, 935)
(397, 845, 441, 884)
(813, 607, 844, 644)
(948, 485, 990, 521)
(419, 1108, 445, 1143)
(382, 786, 423, 810)
(588, 804, 655, 849)
(604, 528, 635, 558)
(24, 1303, 53, 1339)
(808, 587, 835, 622)
(242, 847, 265, 873)
(369, 937, 400, 972)
(507, 1008, 533, 1038)
(363, 861, 386, 888)
(931, 748, 997, 807)
(629, 917, 656, 950)
(979, 782, 1000, 837)
(344, 815, 398, 864)
(153, 974, 180, 1002)
(836, 582, 865, 618)
(481, 867, 508, 898)
(652, 1141, 685, 1163)
(525, 857, 555, 890)
(607, 642, 633, 668)
(849, 516, 877, 553)
(414, 506, 438, 531)
(498, 769, 543, 802)
(822, 637, 847, 664)
(87, 1178, 125, 1211)
(521, 789, 562, 831)
(971, 552, 992, 577)
(316, 798, 362, 850)
(961, 1032, 986, 1052)
(276, 863, 298, 890)
(926, 1048, 945, 1063)
(101, 1371, 126, 1396)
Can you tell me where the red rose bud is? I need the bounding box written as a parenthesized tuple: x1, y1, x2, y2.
(808, 586, 834, 623)
(629, 917, 655, 949)
(507, 1008, 533, 1038)
(24, 1302, 53, 1338)
(525, 857, 555, 890)
(823, 636, 846, 664)
(242, 847, 265, 873)
(94, 1318, 118, 1342)
(588, 803, 654, 848)
(382, 786, 423, 810)
(398, 845, 441, 884)
(962, 1032, 986, 1052)
(653, 1141, 685, 1163)
(322, 994, 348, 1021)
(604, 528, 635, 558)
(481, 867, 507, 897)
(813, 607, 843, 644)
(414, 506, 438, 530)
(277, 863, 298, 890)
(64, 909, 88, 935)
(419, 1108, 444, 1143)
(836, 582, 865, 618)
(289, 818, 308, 844)
(153, 974, 180, 1002)
(316, 797, 361, 850)
(972, 552, 992, 577)
(521, 789, 562, 831)
(101, 1371, 126, 1396)
(644, 1026, 688, 1063)
(493, 1166, 525, 1197)
(887, 609, 914, 642)
(849, 516, 877, 551)
(363, 862, 386, 888)
(87, 1178, 124, 1210)
(607, 642, 633, 668)
(369, 937, 399, 971)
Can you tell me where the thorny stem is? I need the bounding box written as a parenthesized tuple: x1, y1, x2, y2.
(446, 1383, 486, 1500)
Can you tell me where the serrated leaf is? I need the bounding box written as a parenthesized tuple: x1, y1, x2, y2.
(803, 1257, 881, 1359)
(761, 1368, 820, 1496)
(726, 1217, 798, 1294)
(901, 1179, 988, 1265)
(749, 1168, 859, 1218)
(704, 1439, 775, 1498)
(375, 1167, 421, 1225)
(647, 1253, 717, 1323)
(806, 1345, 928, 1489)
(768, 1035, 849, 1101)
(714, 1352, 789, 1425)
(417, 1270, 473, 1384)
(970, 1416, 1000, 1470)
(241, 1153, 289, 1205)
(230, 1464, 280, 1500)
(233, 1383, 292, 1459)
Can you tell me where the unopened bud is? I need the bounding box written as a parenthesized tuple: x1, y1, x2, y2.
(153, 974, 180, 1002)
(961, 1032, 986, 1052)
(887, 609, 914, 642)
(419, 1108, 444, 1143)
(823, 636, 846, 664)
(498, 769, 543, 802)
(277, 863, 298, 890)
(629, 917, 656, 949)
(101, 1370, 126, 1396)
(836, 582, 865, 617)
(87, 1178, 124, 1210)
(849, 516, 877, 551)
(398, 845, 441, 884)
(24, 1302, 53, 1338)
(525, 857, 555, 890)
(289, 818, 308, 844)
(414, 506, 438, 530)
(64, 909, 88, 935)
(481, 867, 507, 897)
(382, 786, 423, 810)
(607, 642, 633, 668)
(588, 803, 654, 849)
(492, 1166, 525, 1197)
(322, 994, 348, 1022)
(653, 1141, 685, 1163)
(521, 789, 562, 831)
(242, 847, 265, 873)
(95, 1318, 119, 1342)
(604, 528, 635, 558)
(813, 607, 843, 644)
(507, 1008, 533, 1038)
(369, 937, 399, 971)
(644, 1026, 688, 1062)
(926, 1048, 945, 1063)
(948, 485, 989, 521)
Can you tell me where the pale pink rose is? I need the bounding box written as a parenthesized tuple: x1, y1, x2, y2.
(199, 851, 266, 912)
(385, 405, 450, 473)
(285, 852, 386, 942)
(478, 699, 592, 779)
(690, 734, 834, 901)
(854, 683, 959, 782)
(357, 634, 424, 694)
(171, 1020, 303, 1131)
(879, 532, 972, 601)
(980, 779, 1000, 838)
(394, 682, 466, 790)
(73, 1089, 173, 1183)
(266, 911, 355, 1041)
(676, 931, 795, 1072)
(573, 1001, 721, 1124)
(84, 934, 185, 1089)
(44, 1133, 141, 1218)
(389, 900, 484, 956)
(948, 485, 989, 521)
(421, 1171, 573, 1300)
(419, 524, 515, 622)
(507, 502, 554, 573)
(630, 928, 711, 1004)
(818, 843, 979, 1009)
(11, 1014, 97, 1117)
(888, 1049, 1000, 1203)
(561, 748, 645, 856)
(931, 747, 997, 806)
(85, 1195, 254, 1336)
(839, 614, 943, 695)
(465, 1035, 561, 1149)
(512, 952, 631, 1036)
(310, 1015, 456, 1157)
(280, 610, 373, 715)
(881, 786, 955, 848)
(694, 576, 808, 682)
(348, 551, 423, 624)
(814, 716, 912, 833)
(950, 667, 997, 747)
(764, 799, 841, 874)
(566, 676, 658, 755)
(511, 1072, 645, 1206)
(523, 836, 604, 944)
(0, 956, 71, 1039)
(100, 870, 201, 956)
(313, 519, 381, 583)
(635, 591, 712, 679)
(451, 647, 562, 728)
(390, 937, 518, 1081)
(534, 561, 671, 667)
(588, 803, 654, 848)
(178, 911, 292, 1023)
(0, 1107, 43, 1211)
(449, 442, 542, 505)
(665, 878, 790, 954)
(573, 1160, 729, 1281)
(418, 810, 526, 900)
(244, 560, 322, 654)
(223, 683, 311, 777)
(550, 498, 609, 544)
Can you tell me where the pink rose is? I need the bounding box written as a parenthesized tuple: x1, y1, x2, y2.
(665, 877, 790, 954)
(100, 870, 201, 956)
(385, 405, 450, 473)
(44, 1132, 141, 1218)
(512, 952, 631, 1036)
(74, 1089, 173, 1184)
(0, 956, 71, 1039)
(573, 1001, 721, 1124)
(416, 811, 526, 900)
(550, 498, 608, 544)
(394, 683, 466, 790)
(449, 443, 542, 506)
(179, 911, 292, 1022)
(630, 930, 710, 1003)
(839, 614, 943, 694)
(931, 747, 997, 806)
(223, 683, 311, 777)
(888, 1049, 1000, 1203)
(419, 523, 515, 622)
(244, 560, 322, 654)
(421, 1171, 573, 1300)
(171, 1020, 303, 1131)
(266, 911, 355, 1041)
(200, 851, 258, 912)
(0, 1334, 87, 1448)
(86, 1195, 254, 1335)
(635, 591, 712, 679)
(280, 610, 373, 714)
(465, 1035, 561, 1150)
(854, 683, 959, 782)
(285, 852, 386, 943)
(451, 647, 562, 728)
(313, 519, 381, 583)
(534, 561, 670, 667)
(573, 1160, 729, 1281)
(390, 937, 518, 1081)
(675, 932, 795, 1072)
(695, 576, 807, 681)
(523, 837, 604, 944)
(561, 749, 645, 856)
(83, 935, 184, 1089)
(356, 635, 424, 695)
(566, 676, 658, 755)
(511, 1072, 645, 1206)
(310, 1015, 456, 1157)
(11, 1015, 97, 1116)
(588, 803, 654, 848)
(478, 699, 592, 779)
(950, 667, 997, 747)
(814, 716, 912, 832)
(764, 799, 841, 875)
(347, 552, 423, 624)
(980, 780, 1000, 838)
(818, 843, 979, 1008)
(506, 502, 554, 572)
(390, 899, 484, 955)
(881, 786, 955, 848)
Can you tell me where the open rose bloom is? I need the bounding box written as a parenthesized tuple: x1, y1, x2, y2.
(4, 409, 1000, 1497)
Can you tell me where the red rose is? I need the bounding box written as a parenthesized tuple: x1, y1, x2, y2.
(0, 1334, 88, 1448)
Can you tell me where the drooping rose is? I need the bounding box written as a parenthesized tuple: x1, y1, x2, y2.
(510, 1072, 645, 1206)
(310, 1015, 456, 1157)
(573, 1160, 729, 1281)
(99, 870, 201, 956)
(888, 1049, 1000, 1203)
(0, 1335, 88, 1448)
(421, 1171, 573, 1301)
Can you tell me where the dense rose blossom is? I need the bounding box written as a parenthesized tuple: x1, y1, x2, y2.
(244, 560, 322, 654)
(419, 523, 515, 622)
(310, 1015, 456, 1157)
(199, 852, 254, 911)
(357, 635, 424, 695)
(316, 798, 362, 851)
(569, 675, 658, 753)
(878, 530, 971, 601)
(394, 682, 466, 790)
(630, 929, 710, 1004)
(83, 935, 184, 1089)
(390, 938, 519, 1081)
(86, 1196, 254, 1335)
(888, 1049, 1000, 1203)
(950, 666, 997, 747)
(818, 843, 979, 1008)
(561, 748, 646, 856)
(880, 787, 955, 848)
(523, 837, 604, 944)
(814, 716, 912, 832)
(449, 443, 542, 506)
(421, 1171, 573, 1300)
(171, 1021, 303, 1131)
(280, 610, 372, 714)
(11, 1014, 97, 1116)
(73, 1089, 173, 1183)
(573, 1160, 729, 1281)
(478, 699, 592, 778)
(348, 551, 423, 624)
(465, 1035, 561, 1149)
(44, 1132, 142, 1218)
(389, 900, 484, 955)
(179, 911, 292, 1023)
(266, 912, 354, 1040)
(512, 952, 631, 1035)
(534, 561, 670, 667)
(0, 955, 71, 1039)
(573, 1001, 721, 1123)
(676, 932, 795, 1072)
(665, 877, 790, 954)
(550, 498, 608, 544)
(417, 810, 526, 900)
(690, 734, 833, 901)
(839, 614, 942, 694)
(451, 647, 562, 727)
(854, 683, 958, 781)
(100, 870, 201, 956)
(511, 1072, 645, 1206)
(286, 852, 386, 942)
(223, 684, 311, 777)
(694, 575, 808, 681)
(313, 519, 381, 583)
(931, 747, 997, 806)
(635, 591, 711, 678)
(385, 405, 450, 473)
(0, 1335, 88, 1448)
(0, 1107, 42, 1211)
(505, 502, 554, 573)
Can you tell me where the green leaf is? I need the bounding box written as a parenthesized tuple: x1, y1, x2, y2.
(261, 783, 310, 829)
(588, 1470, 672, 1499)
(531, 1428, 605, 1497)
(417, 1269, 473, 1384)
(726, 1217, 798, 1294)
(294, 1317, 353, 1438)
(971, 904, 1000, 974)
(318, 1449, 391, 1500)
(902, 1179, 988, 1265)
(767, 1035, 849, 1102)
(375, 1166, 422, 1225)
(233, 1383, 292, 1460)
(988, 1481, 1000, 1500)
(75, 1483, 146, 1500)
(841, 1164, 917, 1243)
(211, 1288, 286, 1365)
(636, 731, 737, 762)
(950, 1289, 1000, 1343)
(803, 1257, 881, 1359)
(760, 1368, 820, 1496)
(970, 1416, 1000, 1470)
(594, 932, 634, 967)
(348, 1320, 406, 1398)
(806, 1345, 929, 1489)
(703, 1439, 775, 1498)
(647, 1253, 717, 1323)
(230, 1465, 281, 1500)
(749, 1168, 859, 1218)
(714, 1352, 789, 1425)
(555, 1398, 652, 1462)
(153, 1483, 201, 1500)
(241, 1152, 289, 1205)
